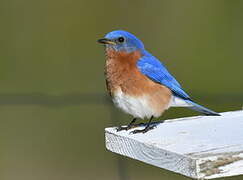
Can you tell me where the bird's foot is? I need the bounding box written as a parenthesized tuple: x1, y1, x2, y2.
(116, 125, 130, 131)
(130, 124, 156, 134)
(116, 123, 145, 132)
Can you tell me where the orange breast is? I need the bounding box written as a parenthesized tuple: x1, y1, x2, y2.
(104, 49, 172, 116)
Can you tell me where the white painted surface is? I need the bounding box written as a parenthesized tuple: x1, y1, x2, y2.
(105, 110, 243, 179)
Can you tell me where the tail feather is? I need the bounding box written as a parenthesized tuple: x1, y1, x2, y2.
(185, 100, 221, 116)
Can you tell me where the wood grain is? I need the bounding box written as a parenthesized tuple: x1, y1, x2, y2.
(105, 110, 243, 179)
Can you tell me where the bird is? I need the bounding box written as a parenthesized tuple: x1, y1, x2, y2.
(97, 30, 220, 134)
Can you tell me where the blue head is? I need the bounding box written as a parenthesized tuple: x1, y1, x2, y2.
(98, 30, 144, 52)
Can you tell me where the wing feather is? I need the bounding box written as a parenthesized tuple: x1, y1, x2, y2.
(137, 51, 191, 100)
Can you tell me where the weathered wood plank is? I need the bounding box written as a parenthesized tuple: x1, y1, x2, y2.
(105, 110, 243, 179)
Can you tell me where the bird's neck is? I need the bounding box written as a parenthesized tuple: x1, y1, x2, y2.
(104, 49, 143, 96)
(105, 48, 142, 66)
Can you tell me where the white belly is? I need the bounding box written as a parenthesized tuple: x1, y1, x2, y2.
(112, 88, 160, 119)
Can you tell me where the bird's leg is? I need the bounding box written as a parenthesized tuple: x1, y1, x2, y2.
(131, 116, 156, 134)
(116, 118, 138, 131)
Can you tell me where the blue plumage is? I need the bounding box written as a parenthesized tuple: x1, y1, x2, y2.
(137, 50, 220, 116)
(105, 30, 144, 52)
(137, 50, 219, 115)
(99, 30, 220, 116)
(137, 50, 191, 100)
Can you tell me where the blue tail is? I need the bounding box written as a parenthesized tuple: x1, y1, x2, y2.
(185, 100, 220, 116)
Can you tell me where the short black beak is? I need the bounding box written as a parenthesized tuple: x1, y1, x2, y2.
(97, 38, 116, 45)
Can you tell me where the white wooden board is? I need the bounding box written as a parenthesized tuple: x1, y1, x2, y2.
(105, 110, 243, 179)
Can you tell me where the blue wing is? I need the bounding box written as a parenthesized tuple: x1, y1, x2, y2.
(137, 51, 191, 100)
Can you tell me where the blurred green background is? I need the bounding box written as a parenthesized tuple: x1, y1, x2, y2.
(0, 0, 242, 180)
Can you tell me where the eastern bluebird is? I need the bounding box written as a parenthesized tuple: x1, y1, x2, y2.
(98, 30, 220, 134)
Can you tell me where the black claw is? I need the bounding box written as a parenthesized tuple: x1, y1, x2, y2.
(116, 118, 137, 132)
(116, 126, 129, 131)
(116, 122, 146, 132)
(130, 124, 156, 134)
(116, 116, 158, 134)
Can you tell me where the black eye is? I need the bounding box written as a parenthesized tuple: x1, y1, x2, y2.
(117, 37, 125, 43)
